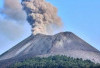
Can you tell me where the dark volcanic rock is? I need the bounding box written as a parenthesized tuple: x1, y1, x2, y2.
(0, 32, 100, 67)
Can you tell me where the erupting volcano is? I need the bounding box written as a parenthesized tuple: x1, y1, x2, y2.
(0, 0, 100, 68)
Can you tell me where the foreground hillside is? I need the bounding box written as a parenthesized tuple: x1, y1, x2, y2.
(9, 55, 100, 68)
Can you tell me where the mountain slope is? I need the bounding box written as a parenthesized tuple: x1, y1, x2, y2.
(0, 32, 100, 67)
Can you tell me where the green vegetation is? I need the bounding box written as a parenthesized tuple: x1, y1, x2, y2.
(9, 55, 100, 68)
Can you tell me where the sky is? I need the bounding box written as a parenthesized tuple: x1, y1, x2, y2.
(0, 0, 100, 55)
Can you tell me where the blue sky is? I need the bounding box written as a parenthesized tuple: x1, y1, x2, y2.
(0, 0, 100, 54)
(0, 0, 3, 8)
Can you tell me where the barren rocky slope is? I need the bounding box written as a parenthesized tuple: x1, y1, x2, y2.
(0, 32, 100, 67)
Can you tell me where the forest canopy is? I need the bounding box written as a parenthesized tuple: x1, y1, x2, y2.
(9, 55, 100, 68)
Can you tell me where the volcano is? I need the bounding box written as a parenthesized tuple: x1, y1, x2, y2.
(0, 32, 100, 67)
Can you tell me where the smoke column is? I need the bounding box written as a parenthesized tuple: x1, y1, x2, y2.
(22, 0, 62, 35)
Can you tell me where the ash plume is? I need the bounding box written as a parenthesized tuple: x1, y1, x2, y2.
(2, 0, 26, 22)
(0, 0, 26, 39)
(22, 0, 63, 35)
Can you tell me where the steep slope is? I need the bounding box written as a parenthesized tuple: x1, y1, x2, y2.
(0, 32, 100, 64)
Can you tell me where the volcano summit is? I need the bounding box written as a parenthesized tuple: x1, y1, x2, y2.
(0, 32, 100, 66)
(0, 0, 100, 68)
